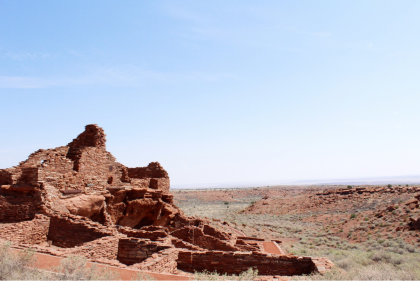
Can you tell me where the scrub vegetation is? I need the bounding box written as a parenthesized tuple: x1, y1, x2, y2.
(0, 242, 119, 280)
(174, 185, 420, 280)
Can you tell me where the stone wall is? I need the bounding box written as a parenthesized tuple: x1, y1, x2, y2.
(170, 238, 205, 251)
(117, 237, 174, 266)
(0, 195, 42, 222)
(67, 124, 107, 148)
(68, 236, 120, 263)
(0, 170, 12, 185)
(118, 226, 168, 241)
(171, 226, 239, 251)
(0, 167, 39, 186)
(149, 178, 170, 194)
(127, 162, 168, 179)
(47, 214, 114, 247)
(203, 224, 236, 244)
(133, 248, 179, 274)
(71, 147, 126, 191)
(128, 163, 170, 194)
(177, 250, 318, 276)
(0, 214, 50, 244)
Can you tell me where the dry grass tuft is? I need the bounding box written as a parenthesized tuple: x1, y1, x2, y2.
(194, 268, 259, 280)
(0, 242, 48, 280)
(0, 242, 121, 280)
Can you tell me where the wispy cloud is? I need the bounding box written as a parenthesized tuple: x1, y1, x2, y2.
(0, 76, 55, 88)
(0, 67, 234, 89)
(84, 66, 233, 85)
(163, 3, 332, 46)
(0, 52, 55, 61)
(0, 50, 82, 61)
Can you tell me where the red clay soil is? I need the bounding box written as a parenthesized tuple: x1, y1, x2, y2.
(262, 241, 283, 255)
(12, 249, 189, 281)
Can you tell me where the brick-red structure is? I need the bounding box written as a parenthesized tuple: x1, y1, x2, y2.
(0, 124, 332, 276)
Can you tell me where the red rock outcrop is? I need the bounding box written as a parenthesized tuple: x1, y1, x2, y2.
(409, 217, 420, 230)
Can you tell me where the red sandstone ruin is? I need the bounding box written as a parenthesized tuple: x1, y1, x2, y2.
(0, 125, 332, 276)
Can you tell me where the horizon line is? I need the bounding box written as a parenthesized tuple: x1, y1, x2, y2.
(171, 174, 420, 189)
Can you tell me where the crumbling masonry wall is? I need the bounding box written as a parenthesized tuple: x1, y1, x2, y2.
(177, 250, 317, 276)
(133, 248, 179, 274)
(0, 214, 50, 244)
(0, 170, 12, 185)
(170, 226, 239, 251)
(47, 214, 114, 247)
(118, 226, 168, 241)
(128, 163, 170, 194)
(117, 237, 174, 266)
(0, 124, 176, 228)
(0, 194, 43, 222)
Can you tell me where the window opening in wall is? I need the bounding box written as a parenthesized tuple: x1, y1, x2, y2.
(108, 176, 113, 184)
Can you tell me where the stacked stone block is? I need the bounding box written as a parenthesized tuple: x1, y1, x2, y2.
(171, 226, 239, 251)
(133, 248, 179, 274)
(117, 237, 173, 265)
(47, 214, 114, 247)
(0, 195, 42, 222)
(177, 250, 318, 276)
(118, 226, 168, 241)
(0, 214, 50, 244)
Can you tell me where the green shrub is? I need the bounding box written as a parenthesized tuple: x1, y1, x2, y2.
(336, 258, 354, 270)
(406, 244, 416, 253)
(350, 213, 356, 219)
(371, 251, 391, 262)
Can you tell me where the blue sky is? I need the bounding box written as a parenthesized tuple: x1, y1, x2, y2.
(1, 1, 420, 187)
